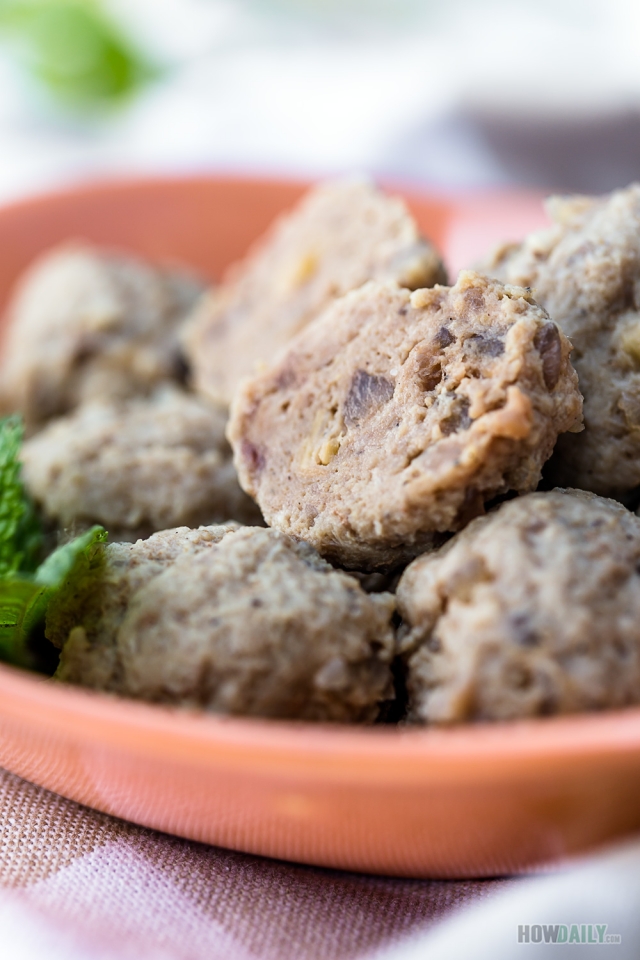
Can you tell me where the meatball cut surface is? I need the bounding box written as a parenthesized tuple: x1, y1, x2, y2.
(397, 489, 640, 724)
(0, 243, 203, 430)
(183, 178, 446, 406)
(21, 386, 262, 539)
(50, 526, 396, 723)
(481, 183, 640, 499)
(229, 271, 583, 571)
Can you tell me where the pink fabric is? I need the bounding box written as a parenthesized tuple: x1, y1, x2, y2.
(0, 767, 510, 959)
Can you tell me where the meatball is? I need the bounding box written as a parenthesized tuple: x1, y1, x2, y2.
(0, 243, 204, 430)
(397, 489, 640, 723)
(480, 184, 640, 499)
(50, 526, 396, 723)
(21, 386, 262, 539)
(48, 524, 240, 690)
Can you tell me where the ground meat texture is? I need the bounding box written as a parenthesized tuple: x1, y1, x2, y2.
(228, 271, 583, 572)
(396, 489, 640, 724)
(49, 524, 240, 691)
(183, 178, 447, 407)
(480, 184, 640, 499)
(0, 243, 204, 431)
(20, 387, 262, 539)
(51, 527, 396, 723)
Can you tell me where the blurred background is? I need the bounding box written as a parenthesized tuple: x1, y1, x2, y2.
(0, 0, 638, 204)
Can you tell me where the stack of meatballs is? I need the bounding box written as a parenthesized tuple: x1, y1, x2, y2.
(5, 179, 640, 726)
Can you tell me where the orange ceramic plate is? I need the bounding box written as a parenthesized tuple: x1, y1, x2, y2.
(0, 175, 638, 881)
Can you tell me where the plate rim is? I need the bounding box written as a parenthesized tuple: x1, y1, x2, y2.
(3, 661, 640, 782)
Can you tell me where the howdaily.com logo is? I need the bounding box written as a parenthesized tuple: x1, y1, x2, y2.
(517, 924, 622, 945)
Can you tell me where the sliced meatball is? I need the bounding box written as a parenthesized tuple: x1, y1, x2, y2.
(183, 178, 447, 406)
(229, 272, 582, 571)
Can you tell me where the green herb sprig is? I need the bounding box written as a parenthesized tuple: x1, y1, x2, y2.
(0, 415, 107, 667)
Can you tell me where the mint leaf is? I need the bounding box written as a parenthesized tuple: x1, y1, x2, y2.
(0, 525, 107, 667)
(0, 415, 108, 668)
(0, 415, 43, 577)
(35, 524, 107, 589)
(0, 577, 45, 666)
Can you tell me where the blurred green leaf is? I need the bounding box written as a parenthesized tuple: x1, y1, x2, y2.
(0, 0, 160, 112)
